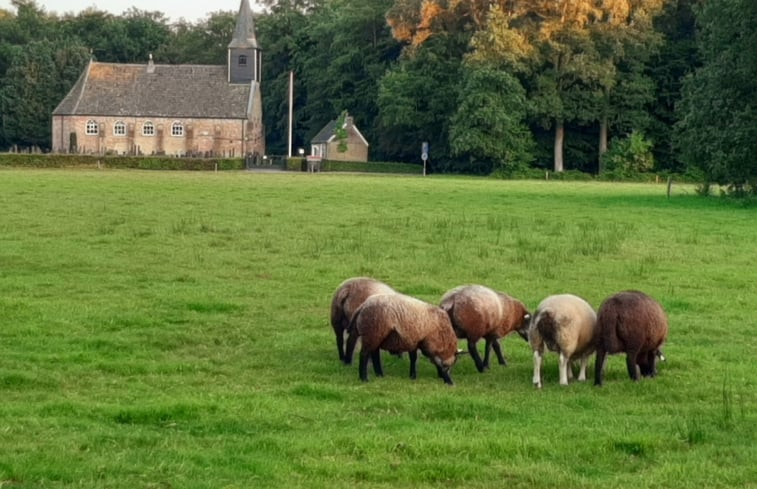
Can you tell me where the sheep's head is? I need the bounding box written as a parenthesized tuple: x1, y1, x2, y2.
(516, 312, 531, 341)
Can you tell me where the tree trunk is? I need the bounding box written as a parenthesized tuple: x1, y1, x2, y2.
(554, 120, 564, 172)
(598, 116, 608, 173)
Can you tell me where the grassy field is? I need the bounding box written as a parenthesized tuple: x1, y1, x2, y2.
(0, 169, 754, 489)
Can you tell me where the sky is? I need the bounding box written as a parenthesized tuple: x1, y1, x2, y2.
(0, 0, 264, 24)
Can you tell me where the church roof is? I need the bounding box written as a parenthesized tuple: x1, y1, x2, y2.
(53, 60, 254, 119)
(228, 0, 258, 49)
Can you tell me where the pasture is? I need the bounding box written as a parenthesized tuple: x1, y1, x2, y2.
(0, 169, 754, 488)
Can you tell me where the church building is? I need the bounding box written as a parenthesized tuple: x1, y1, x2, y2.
(51, 0, 264, 158)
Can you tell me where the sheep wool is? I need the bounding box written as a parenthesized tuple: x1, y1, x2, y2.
(529, 294, 598, 388)
(330, 277, 395, 362)
(345, 293, 460, 385)
(594, 290, 669, 386)
(440, 285, 530, 372)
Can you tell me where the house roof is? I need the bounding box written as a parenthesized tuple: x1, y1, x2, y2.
(52, 60, 254, 119)
(311, 116, 369, 146)
(311, 119, 338, 144)
(228, 0, 258, 49)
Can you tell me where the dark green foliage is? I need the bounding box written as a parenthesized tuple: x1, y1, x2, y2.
(675, 0, 757, 194)
(601, 131, 655, 180)
(449, 65, 535, 174)
(377, 33, 470, 169)
(0, 38, 89, 147)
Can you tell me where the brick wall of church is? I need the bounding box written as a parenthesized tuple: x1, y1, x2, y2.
(53, 115, 264, 158)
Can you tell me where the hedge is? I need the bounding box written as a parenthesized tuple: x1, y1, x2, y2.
(285, 157, 422, 174)
(0, 153, 245, 171)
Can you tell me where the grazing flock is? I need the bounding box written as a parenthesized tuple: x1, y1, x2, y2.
(330, 277, 669, 387)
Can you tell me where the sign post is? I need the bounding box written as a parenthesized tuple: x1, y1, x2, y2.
(421, 141, 429, 176)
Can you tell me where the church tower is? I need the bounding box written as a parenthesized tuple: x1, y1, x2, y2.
(228, 0, 264, 156)
(228, 0, 261, 84)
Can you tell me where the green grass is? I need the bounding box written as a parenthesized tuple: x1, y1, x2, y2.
(0, 169, 754, 488)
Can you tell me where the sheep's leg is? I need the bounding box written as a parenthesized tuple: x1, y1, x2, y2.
(439, 367, 454, 385)
(594, 348, 607, 386)
(358, 350, 371, 382)
(626, 351, 641, 381)
(577, 355, 588, 382)
(490, 338, 507, 366)
(335, 328, 345, 362)
(372, 350, 384, 377)
(558, 352, 570, 386)
(641, 351, 657, 377)
(483, 339, 492, 369)
(532, 349, 543, 388)
(468, 339, 486, 373)
(344, 330, 360, 365)
(409, 350, 418, 379)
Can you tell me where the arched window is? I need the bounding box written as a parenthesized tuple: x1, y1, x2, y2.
(113, 121, 126, 136)
(171, 121, 184, 137)
(238, 55, 247, 66)
(85, 120, 98, 135)
(142, 121, 155, 136)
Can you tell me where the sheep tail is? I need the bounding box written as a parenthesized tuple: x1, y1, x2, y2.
(536, 310, 559, 351)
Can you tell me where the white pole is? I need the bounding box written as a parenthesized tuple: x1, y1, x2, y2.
(288, 70, 294, 158)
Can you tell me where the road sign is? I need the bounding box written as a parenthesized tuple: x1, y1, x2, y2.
(421, 142, 429, 161)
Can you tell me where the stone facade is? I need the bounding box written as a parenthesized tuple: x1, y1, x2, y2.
(52, 116, 259, 157)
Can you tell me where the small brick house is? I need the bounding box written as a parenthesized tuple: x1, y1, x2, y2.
(310, 113, 369, 162)
(51, 0, 264, 158)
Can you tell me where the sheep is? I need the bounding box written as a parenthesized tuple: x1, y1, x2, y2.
(330, 277, 395, 363)
(529, 294, 598, 388)
(344, 293, 462, 384)
(594, 290, 668, 386)
(440, 285, 531, 372)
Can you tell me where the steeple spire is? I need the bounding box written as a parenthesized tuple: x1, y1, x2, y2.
(228, 0, 258, 49)
(228, 0, 261, 84)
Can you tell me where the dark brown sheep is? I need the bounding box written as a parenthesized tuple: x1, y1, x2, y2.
(344, 293, 461, 384)
(594, 290, 669, 386)
(440, 285, 530, 372)
(330, 277, 395, 362)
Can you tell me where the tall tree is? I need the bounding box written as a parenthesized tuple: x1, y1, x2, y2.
(296, 0, 399, 158)
(675, 0, 757, 193)
(449, 65, 535, 174)
(470, 4, 612, 172)
(0, 39, 89, 148)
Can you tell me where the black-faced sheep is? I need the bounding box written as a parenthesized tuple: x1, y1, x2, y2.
(440, 285, 531, 372)
(594, 290, 668, 386)
(330, 277, 395, 363)
(344, 293, 461, 384)
(529, 294, 598, 388)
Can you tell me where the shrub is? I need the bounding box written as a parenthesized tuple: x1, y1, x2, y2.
(600, 131, 655, 180)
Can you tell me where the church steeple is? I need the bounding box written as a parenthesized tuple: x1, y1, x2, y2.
(228, 0, 261, 84)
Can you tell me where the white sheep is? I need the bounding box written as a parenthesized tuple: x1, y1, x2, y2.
(330, 277, 395, 362)
(529, 294, 598, 388)
(440, 285, 530, 372)
(345, 293, 462, 384)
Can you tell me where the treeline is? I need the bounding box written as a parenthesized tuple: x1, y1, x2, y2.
(0, 0, 755, 191)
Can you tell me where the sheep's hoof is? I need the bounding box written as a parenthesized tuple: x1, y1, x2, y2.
(533, 382, 542, 389)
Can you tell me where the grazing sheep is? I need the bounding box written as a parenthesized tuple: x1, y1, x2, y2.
(345, 293, 461, 384)
(440, 285, 531, 372)
(330, 277, 395, 362)
(529, 294, 598, 388)
(594, 290, 668, 386)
